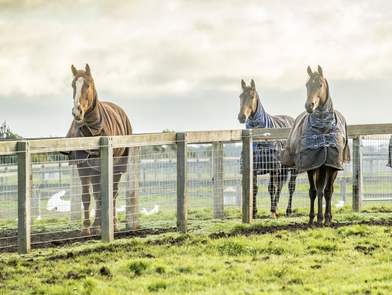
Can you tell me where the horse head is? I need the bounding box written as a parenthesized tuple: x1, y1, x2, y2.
(305, 65, 329, 113)
(238, 79, 258, 123)
(71, 64, 97, 122)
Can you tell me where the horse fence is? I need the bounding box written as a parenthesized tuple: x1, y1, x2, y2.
(0, 124, 392, 253)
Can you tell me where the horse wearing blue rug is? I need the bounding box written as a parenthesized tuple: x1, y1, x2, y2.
(238, 79, 297, 219)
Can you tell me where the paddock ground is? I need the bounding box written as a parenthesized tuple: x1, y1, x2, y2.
(0, 206, 392, 295)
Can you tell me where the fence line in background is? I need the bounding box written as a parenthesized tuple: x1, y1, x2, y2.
(1, 123, 392, 253)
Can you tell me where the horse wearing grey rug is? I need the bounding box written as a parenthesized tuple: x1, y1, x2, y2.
(281, 65, 350, 226)
(66, 64, 133, 235)
(238, 79, 297, 219)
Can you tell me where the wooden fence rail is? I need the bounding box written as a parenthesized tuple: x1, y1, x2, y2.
(1, 123, 392, 253)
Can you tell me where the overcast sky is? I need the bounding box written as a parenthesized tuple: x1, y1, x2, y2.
(0, 0, 391, 137)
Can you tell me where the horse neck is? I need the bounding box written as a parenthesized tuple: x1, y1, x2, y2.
(317, 80, 333, 112)
(246, 92, 273, 129)
(252, 92, 266, 116)
(83, 86, 100, 125)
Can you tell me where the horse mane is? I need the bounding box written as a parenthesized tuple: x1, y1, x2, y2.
(253, 91, 262, 116)
(322, 78, 333, 111)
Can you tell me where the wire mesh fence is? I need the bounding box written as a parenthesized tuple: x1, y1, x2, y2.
(361, 135, 392, 202)
(187, 143, 243, 222)
(1, 131, 392, 252)
(0, 155, 18, 250)
(115, 145, 177, 232)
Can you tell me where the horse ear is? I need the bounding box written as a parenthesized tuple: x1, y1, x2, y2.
(85, 64, 91, 76)
(241, 79, 246, 90)
(250, 79, 256, 90)
(71, 65, 77, 76)
(307, 66, 313, 76)
(317, 65, 323, 77)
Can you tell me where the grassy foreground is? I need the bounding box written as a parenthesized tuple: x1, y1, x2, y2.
(1, 210, 392, 294)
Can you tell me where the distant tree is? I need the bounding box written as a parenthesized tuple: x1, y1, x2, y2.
(0, 121, 57, 163)
(0, 121, 21, 140)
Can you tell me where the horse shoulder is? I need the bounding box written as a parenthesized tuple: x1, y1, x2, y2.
(65, 120, 81, 138)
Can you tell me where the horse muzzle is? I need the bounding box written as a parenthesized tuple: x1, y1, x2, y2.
(72, 108, 84, 122)
(305, 102, 315, 113)
(238, 113, 246, 124)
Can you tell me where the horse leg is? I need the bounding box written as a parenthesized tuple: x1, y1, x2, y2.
(268, 173, 277, 219)
(252, 172, 258, 219)
(275, 169, 288, 218)
(324, 168, 338, 226)
(91, 175, 101, 234)
(316, 167, 327, 227)
(307, 170, 316, 226)
(80, 175, 91, 235)
(286, 169, 297, 216)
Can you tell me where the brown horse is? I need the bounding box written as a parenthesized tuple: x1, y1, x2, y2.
(238, 79, 297, 218)
(283, 65, 350, 226)
(66, 64, 132, 235)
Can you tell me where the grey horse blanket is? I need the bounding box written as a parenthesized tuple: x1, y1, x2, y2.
(245, 99, 294, 174)
(66, 99, 132, 173)
(281, 96, 350, 173)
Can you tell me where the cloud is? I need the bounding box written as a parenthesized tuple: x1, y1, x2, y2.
(1, 0, 392, 99)
(0, 1, 392, 137)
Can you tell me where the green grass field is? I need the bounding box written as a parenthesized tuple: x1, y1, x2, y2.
(1, 207, 392, 294)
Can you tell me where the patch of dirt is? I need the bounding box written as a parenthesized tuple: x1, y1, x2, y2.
(354, 244, 380, 255)
(0, 227, 175, 253)
(99, 266, 112, 277)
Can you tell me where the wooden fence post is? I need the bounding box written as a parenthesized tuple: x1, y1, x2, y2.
(126, 146, 140, 230)
(100, 137, 114, 242)
(241, 130, 253, 224)
(213, 142, 224, 219)
(352, 136, 363, 212)
(176, 133, 187, 232)
(17, 141, 32, 254)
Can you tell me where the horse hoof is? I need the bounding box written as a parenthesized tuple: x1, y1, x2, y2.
(271, 212, 278, 219)
(286, 210, 292, 217)
(316, 222, 323, 228)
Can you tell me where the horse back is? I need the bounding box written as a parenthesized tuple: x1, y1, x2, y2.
(270, 115, 295, 128)
(99, 101, 133, 137)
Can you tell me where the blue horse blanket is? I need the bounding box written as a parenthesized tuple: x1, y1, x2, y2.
(245, 100, 294, 174)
